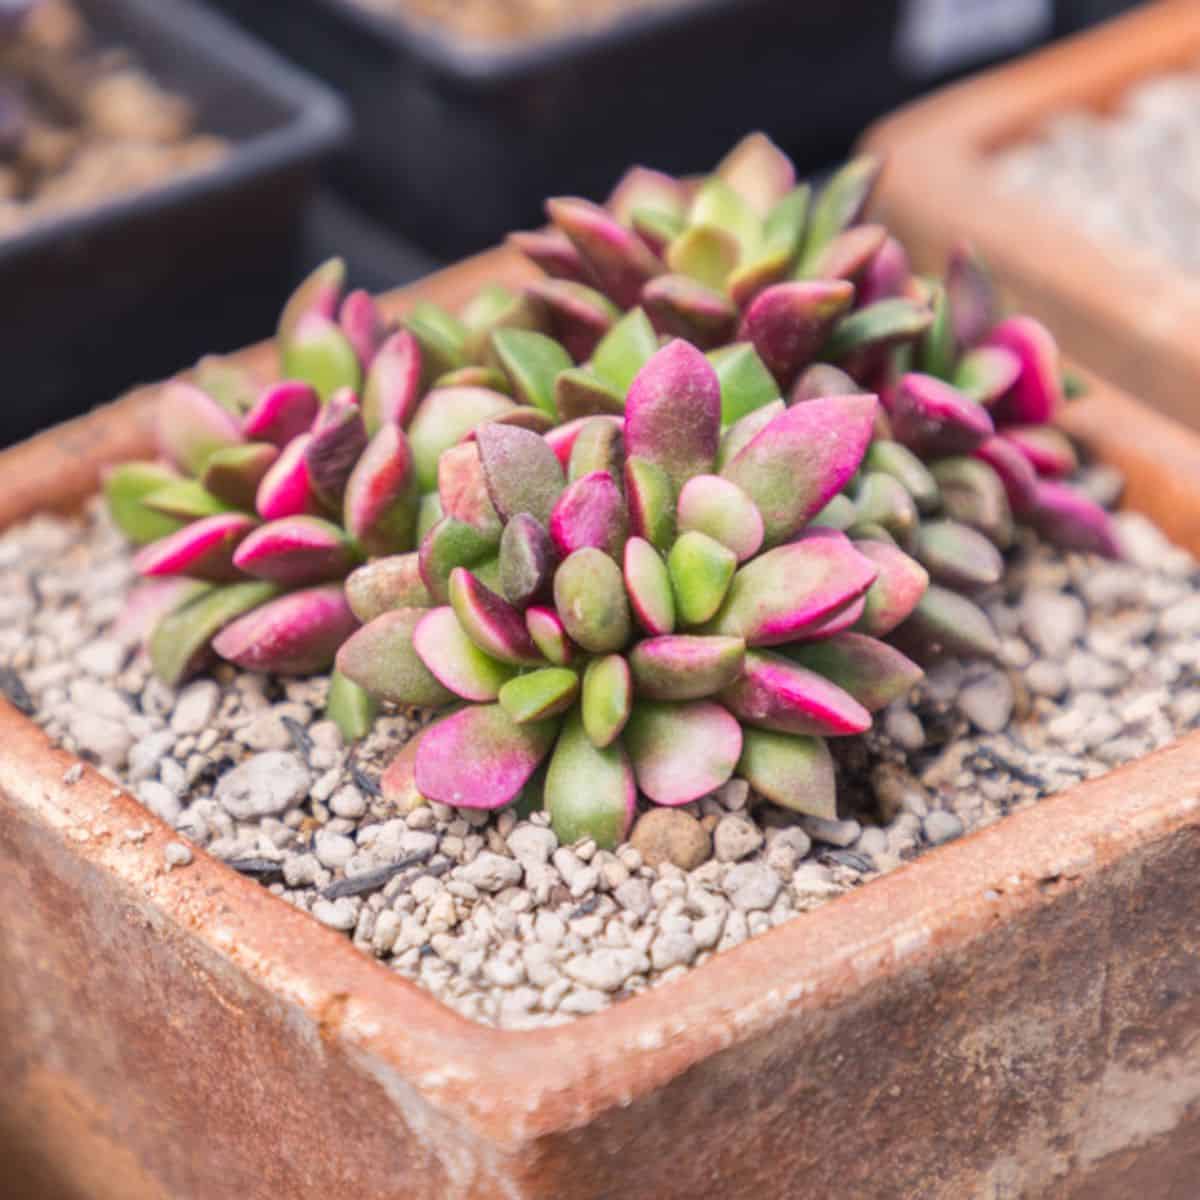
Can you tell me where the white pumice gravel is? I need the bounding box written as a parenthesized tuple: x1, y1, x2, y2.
(6, 494, 1200, 1028)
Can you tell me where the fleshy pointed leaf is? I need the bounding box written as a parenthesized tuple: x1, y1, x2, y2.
(306, 388, 368, 509)
(1003, 425, 1078, 478)
(677, 474, 764, 562)
(716, 131, 796, 216)
(704, 531, 878, 646)
(449, 567, 542, 666)
(157, 381, 243, 475)
(282, 313, 362, 403)
(852, 540, 929, 636)
(437, 441, 500, 537)
(625, 339, 721, 490)
(913, 519, 1003, 589)
(549, 470, 628, 559)
(665, 223, 741, 290)
(624, 700, 741, 806)
(721, 394, 877, 546)
(810, 224, 888, 283)
(241, 380, 320, 448)
(945, 243, 998, 351)
(326, 669, 379, 743)
(545, 706, 635, 849)
(590, 306, 658, 393)
(823, 299, 933, 361)
(346, 552, 431, 622)
(436, 365, 511, 392)
(798, 155, 881, 272)
(642, 274, 737, 350)
(114, 577, 210, 648)
(737, 728, 836, 818)
(862, 439, 939, 513)
(336, 607, 455, 706)
(133, 512, 257, 581)
(363, 330, 423, 435)
(414, 606, 516, 701)
(339, 288, 385, 369)
(739, 280, 855, 386)
(104, 462, 186, 544)
(461, 283, 547, 363)
(553, 367, 626, 421)
(525, 279, 620, 363)
(983, 316, 1062, 425)
(581, 653, 634, 746)
(784, 633, 923, 713)
(630, 635, 745, 701)
(891, 372, 994, 456)
(790, 363, 861, 404)
(256, 433, 321, 520)
(567, 414, 624, 483)
(953, 345, 1021, 406)
(499, 667, 579, 724)
(624, 536, 675, 636)
(201, 443, 279, 510)
(418, 515, 498, 603)
(689, 176, 761, 254)
(193, 356, 256, 416)
(708, 342, 780, 425)
(213, 585, 358, 675)
(526, 605, 573, 666)
(855, 236, 910, 307)
(508, 228, 595, 284)
(492, 328, 572, 418)
(716, 399, 785, 470)
(624, 455, 676, 552)
(403, 301, 467, 385)
(720, 649, 870, 735)
(668, 530, 737, 626)
(278, 258, 344, 346)
(1029, 481, 1122, 559)
(406, 386, 516, 492)
(233, 516, 358, 585)
(143, 480, 231, 521)
(853, 472, 919, 541)
(931, 456, 1014, 548)
(499, 513, 557, 607)
(547, 196, 664, 308)
(972, 437, 1039, 515)
(895, 585, 1000, 661)
(476, 422, 565, 525)
(553, 547, 631, 653)
(606, 164, 687, 225)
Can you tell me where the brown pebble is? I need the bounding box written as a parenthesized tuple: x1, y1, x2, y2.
(629, 809, 712, 871)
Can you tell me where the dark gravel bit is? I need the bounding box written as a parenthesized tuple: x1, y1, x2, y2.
(321, 846, 438, 899)
(0, 666, 33, 715)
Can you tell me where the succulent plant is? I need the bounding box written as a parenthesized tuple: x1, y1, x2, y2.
(337, 339, 929, 848)
(104, 258, 553, 738)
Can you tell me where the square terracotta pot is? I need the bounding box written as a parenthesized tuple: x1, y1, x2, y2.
(6, 247, 1200, 1200)
(861, 0, 1200, 435)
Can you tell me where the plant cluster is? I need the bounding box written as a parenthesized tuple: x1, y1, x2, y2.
(105, 132, 1120, 846)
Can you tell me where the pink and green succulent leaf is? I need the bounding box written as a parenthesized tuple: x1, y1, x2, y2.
(148, 580, 280, 687)
(914, 281, 956, 381)
(631, 206, 686, 258)
(796, 154, 881, 275)
(567, 414, 624, 483)
(739, 280, 855, 387)
(211, 584, 358, 675)
(418, 515, 498, 603)
(193, 355, 257, 416)
(642, 274, 737, 350)
(508, 228, 596, 285)
(544, 705, 636, 849)
(112, 577, 210, 646)
(142, 479, 232, 522)
(414, 703, 559, 810)
(677, 474, 765, 563)
(326, 668, 379, 743)
(133, 512, 258, 582)
(553, 367, 626, 422)
(436, 365, 511, 393)
(103, 462, 186, 544)
(581, 654, 633, 747)
(707, 342, 780, 425)
(726, 185, 811, 307)
(380, 733, 428, 811)
(305, 389, 368, 508)
(437, 441, 501, 537)
(461, 283, 547, 363)
(413, 605, 516, 701)
(499, 513, 558, 607)
(403, 301, 468, 385)
(241, 380, 320, 448)
(624, 455, 676, 553)
(623, 699, 742, 806)
(737, 727, 836, 818)
(629, 634, 745, 701)
(719, 648, 871, 736)
(916, 518, 1003, 588)
(890, 372, 995, 457)
(810, 223, 888, 284)
(665, 223, 741, 291)
(336, 607, 455, 706)
(525, 278, 620, 363)
(549, 469, 628, 559)
(982, 316, 1062, 426)
(809, 493, 857, 532)
(499, 667, 580, 725)
(688, 176, 762, 257)
(785, 589, 868, 641)
(945, 243, 998, 351)
(277, 257, 345, 347)
(790, 363, 861, 404)
(894, 584, 1000, 662)
(282, 312, 362, 403)
(702, 530, 878, 646)
(345, 552, 431, 622)
(255, 433, 323, 521)
(783, 632, 924, 713)
(406, 386, 516, 493)
(233, 515, 359, 586)
(606, 164, 687, 226)
(715, 399, 785, 471)
(589, 306, 658, 393)
(526, 605, 574, 666)
(476, 422, 565, 525)
(481, 408, 556, 437)
(546, 196, 665, 309)
(491, 328, 572, 418)
(625, 339, 721, 491)
(822, 299, 933, 362)
(623, 536, 675, 636)
(667, 530, 737, 625)
(715, 131, 797, 218)
(553, 547, 631, 654)
(855, 236, 910, 307)
(1028, 481, 1122, 559)
(851, 539, 929, 637)
(156, 381, 244, 476)
(953, 346, 1021, 407)
(201, 443, 280, 511)
(930, 456, 1014, 549)
(720, 393, 877, 546)
(363, 330, 423, 435)
(339, 288, 386, 370)
(1002, 425, 1078, 478)
(971, 437, 1039, 515)
(449, 567, 543, 666)
(862, 439, 940, 513)
(852, 472, 919, 542)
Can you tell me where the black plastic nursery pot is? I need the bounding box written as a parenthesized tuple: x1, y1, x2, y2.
(0, 0, 348, 448)
(207, 0, 1136, 259)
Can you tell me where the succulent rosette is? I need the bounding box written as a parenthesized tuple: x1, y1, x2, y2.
(336, 338, 929, 848)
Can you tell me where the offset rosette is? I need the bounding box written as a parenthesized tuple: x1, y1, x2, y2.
(339, 341, 926, 847)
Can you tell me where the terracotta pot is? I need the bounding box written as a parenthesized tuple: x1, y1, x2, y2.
(860, 0, 1200, 434)
(5, 247, 1200, 1200)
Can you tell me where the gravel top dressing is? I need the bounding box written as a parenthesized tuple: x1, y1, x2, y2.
(995, 66, 1200, 273)
(6, 482, 1198, 1028)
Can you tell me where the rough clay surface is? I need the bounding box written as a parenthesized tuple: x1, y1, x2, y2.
(5, 491, 1200, 1029)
